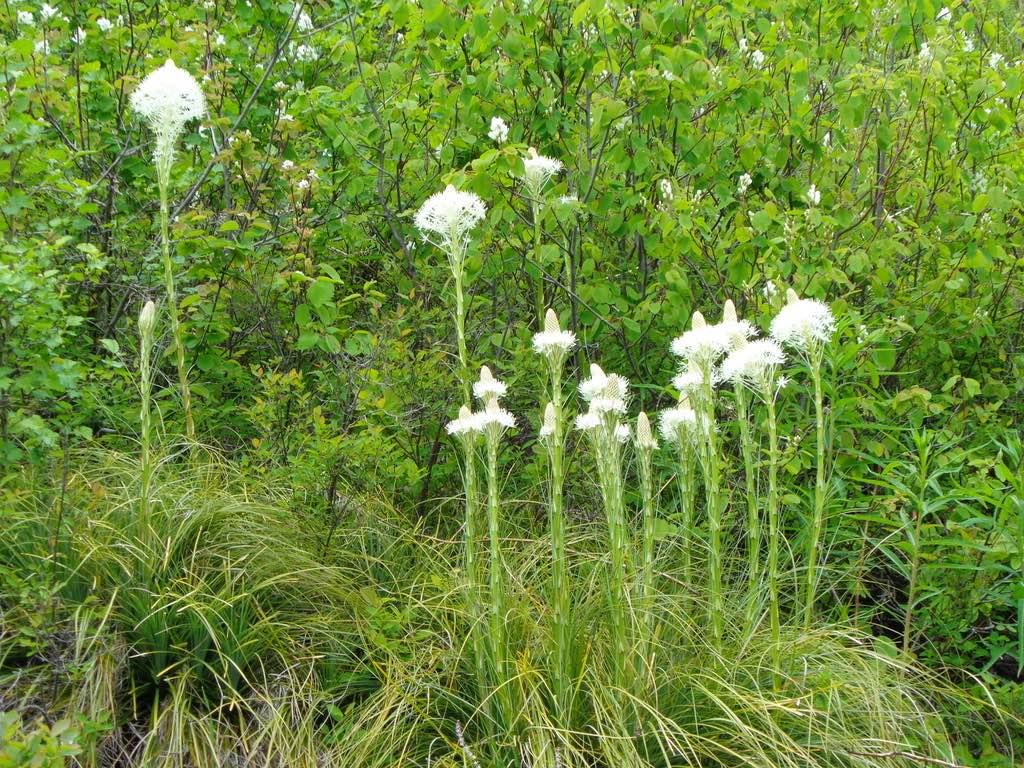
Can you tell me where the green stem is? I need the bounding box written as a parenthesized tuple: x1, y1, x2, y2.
(803, 354, 826, 628)
(766, 392, 781, 679)
(638, 443, 656, 681)
(462, 443, 490, 724)
(701, 371, 723, 644)
(158, 177, 195, 440)
(674, 442, 695, 611)
(532, 202, 545, 328)
(453, 264, 471, 406)
(139, 316, 154, 539)
(602, 435, 630, 692)
(737, 387, 761, 630)
(547, 364, 571, 721)
(485, 435, 511, 726)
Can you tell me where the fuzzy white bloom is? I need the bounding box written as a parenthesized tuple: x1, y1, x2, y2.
(936, 6, 951, 21)
(806, 184, 821, 206)
(130, 60, 206, 167)
(281, 159, 295, 170)
(575, 410, 601, 432)
(72, 27, 86, 44)
(17, 10, 34, 24)
(770, 289, 836, 351)
(750, 50, 765, 68)
(478, 398, 516, 432)
(721, 339, 785, 388)
(737, 172, 753, 195)
(488, 116, 509, 144)
(614, 423, 632, 443)
(533, 308, 576, 360)
(274, 80, 289, 92)
(671, 309, 754, 366)
(919, 42, 933, 64)
(634, 412, 658, 450)
(658, 178, 674, 201)
(414, 185, 487, 259)
(658, 401, 698, 443)
(214, 32, 226, 46)
(34, 39, 50, 55)
(473, 365, 507, 404)
(579, 364, 628, 404)
(40, 3, 58, 21)
(447, 405, 484, 438)
(294, 43, 318, 62)
(672, 366, 704, 394)
(520, 147, 563, 199)
(137, 300, 157, 335)
(296, 178, 309, 190)
(96, 17, 113, 31)
(296, 10, 313, 32)
(988, 52, 1004, 69)
(539, 402, 556, 439)
(738, 37, 748, 52)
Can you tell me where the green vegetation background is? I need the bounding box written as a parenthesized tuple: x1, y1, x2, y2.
(1, 0, 1022, 764)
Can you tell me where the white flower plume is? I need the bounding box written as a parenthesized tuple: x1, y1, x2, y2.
(447, 405, 483, 439)
(671, 308, 753, 367)
(129, 60, 206, 165)
(533, 308, 576, 360)
(414, 185, 486, 261)
(478, 398, 516, 433)
(579, 363, 629, 414)
(770, 289, 836, 352)
(721, 339, 785, 388)
(658, 399, 698, 444)
(520, 147, 563, 199)
(473, 365, 507, 405)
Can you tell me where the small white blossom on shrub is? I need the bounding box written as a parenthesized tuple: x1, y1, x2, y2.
(750, 50, 765, 68)
(488, 116, 509, 144)
(806, 184, 821, 206)
(40, 4, 58, 21)
(520, 147, 563, 199)
(737, 172, 752, 195)
(96, 17, 112, 31)
(17, 10, 34, 24)
(294, 43, 318, 62)
(72, 27, 86, 44)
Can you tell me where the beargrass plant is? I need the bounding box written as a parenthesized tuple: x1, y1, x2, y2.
(129, 60, 206, 440)
(137, 300, 157, 536)
(518, 149, 564, 325)
(533, 308, 577, 722)
(770, 288, 836, 627)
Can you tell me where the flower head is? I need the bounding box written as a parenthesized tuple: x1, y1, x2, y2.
(96, 17, 113, 32)
(17, 10, 33, 24)
(473, 365, 507, 405)
(614, 423, 632, 443)
(533, 308, 576, 361)
(770, 288, 836, 352)
(478, 398, 516, 434)
(659, 399, 698, 444)
(635, 411, 658, 451)
(806, 184, 821, 206)
(520, 147, 563, 199)
(488, 116, 509, 144)
(672, 366, 704, 395)
(447, 405, 484, 439)
(575, 410, 601, 432)
(671, 308, 753, 368)
(579, 363, 629, 414)
(721, 339, 786, 390)
(40, 4, 58, 21)
(414, 185, 487, 261)
(129, 60, 206, 165)
(137, 300, 157, 335)
(737, 172, 753, 195)
(539, 402, 556, 440)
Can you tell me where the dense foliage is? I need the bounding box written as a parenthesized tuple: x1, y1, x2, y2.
(1, 0, 1022, 765)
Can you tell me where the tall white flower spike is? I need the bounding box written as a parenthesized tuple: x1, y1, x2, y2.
(520, 147, 563, 199)
(770, 288, 836, 352)
(414, 184, 487, 259)
(533, 308, 576, 360)
(473, 365, 508, 405)
(130, 59, 206, 165)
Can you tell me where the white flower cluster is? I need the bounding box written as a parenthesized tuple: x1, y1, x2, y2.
(578, 364, 629, 418)
(769, 288, 836, 352)
(520, 147, 563, 199)
(488, 116, 509, 144)
(720, 338, 786, 390)
(414, 185, 487, 260)
(532, 309, 576, 362)
(129, 59, 206, 165)
(658, 397, 698, 445)
(446, 366, 516, 440)
(670, 303, 754, 370)
(806, 184, 821, 206)
(737, 172, 753, 195)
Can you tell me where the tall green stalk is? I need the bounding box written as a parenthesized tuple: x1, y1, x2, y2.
(531, 202, 545, 329)
(698, 370, 724, 644)
(736, 386, 761, 629)
(765, 393, 781, 677)
(156, 171, 195, 440)
(137, 300, 156, 541)
(636, 413, 658, 681)
(803, 350, 827, 628)
(484, 428, 513, 728)
(453, 263, 471, 405)
(600, 434, 630, 692)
